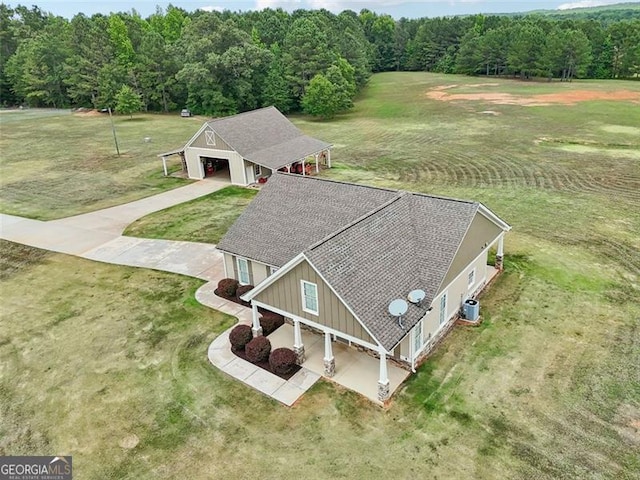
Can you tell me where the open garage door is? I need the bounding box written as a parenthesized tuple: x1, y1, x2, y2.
(201, 157, 231, 181)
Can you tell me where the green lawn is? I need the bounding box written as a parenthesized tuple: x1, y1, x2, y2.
(124, 186, 257, 243)
(1, 73, 639, 478)
(0, 109, 202, 220)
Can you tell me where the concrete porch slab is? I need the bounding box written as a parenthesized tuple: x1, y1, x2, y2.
(268, 324, 410, 405)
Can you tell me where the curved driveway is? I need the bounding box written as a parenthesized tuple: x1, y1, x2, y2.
(0, 178, 321, 406)
(0, 179, 228, 256)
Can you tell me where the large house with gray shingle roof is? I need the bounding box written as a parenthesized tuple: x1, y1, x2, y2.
(158, 107, 332, 185)
(218, 173, 510, 403)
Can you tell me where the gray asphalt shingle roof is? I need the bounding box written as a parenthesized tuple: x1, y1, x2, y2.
(219, 173, 496, 351)
(216, 173, 398, 267)
(204, 106, 331, 170)
(305, 193, 478, 350)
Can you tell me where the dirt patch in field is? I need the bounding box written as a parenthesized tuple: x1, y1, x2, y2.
(427, 86, 640, 106)
(73, 109, 103, 117)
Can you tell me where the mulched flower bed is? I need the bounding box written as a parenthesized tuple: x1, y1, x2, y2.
(214, 288, 249, 307)
(231, 347, 301, 381)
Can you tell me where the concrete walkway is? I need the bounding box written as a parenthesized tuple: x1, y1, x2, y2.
(207, 327, 321, 406)
(0, 178, 320, 406)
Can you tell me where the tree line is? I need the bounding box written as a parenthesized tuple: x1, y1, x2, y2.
(1, 4, 638, 117)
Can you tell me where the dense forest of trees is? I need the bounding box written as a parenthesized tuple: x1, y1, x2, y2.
(1, 4, 638, 116)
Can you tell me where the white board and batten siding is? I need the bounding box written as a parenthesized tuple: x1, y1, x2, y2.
(184, 147, 246, 183)
(184, 127, 247, 184)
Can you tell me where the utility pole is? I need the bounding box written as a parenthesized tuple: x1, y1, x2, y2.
(108, 107, 120, 156)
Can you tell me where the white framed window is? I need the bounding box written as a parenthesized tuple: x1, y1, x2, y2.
(468, 269, 475, 289)
(413, 320, 423, 354)
(236, 257, 250, 285)
(439, 292, 448, 325)
(301, 280, 319, 315)
(205, 130, 216, 146)
(254, 164, 261, 177)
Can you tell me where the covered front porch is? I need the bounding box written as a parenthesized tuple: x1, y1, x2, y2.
(266, 321, 410, 406)
(274, 149, 331, 177)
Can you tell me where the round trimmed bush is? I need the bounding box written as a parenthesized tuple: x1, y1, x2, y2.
(259, 311, 285, 335)
(229, 324, 253, 352)
(235, 284, 254, 306)
(217, 278, 239, 298)
(269, 348, 297, 375)
(245, 336, 271, 363)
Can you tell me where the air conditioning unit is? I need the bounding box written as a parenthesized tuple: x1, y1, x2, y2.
(463, 299, 480, 321)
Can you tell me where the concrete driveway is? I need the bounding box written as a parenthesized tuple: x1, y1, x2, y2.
(0, 178, 323, 407)
(0, 179, 227, 257)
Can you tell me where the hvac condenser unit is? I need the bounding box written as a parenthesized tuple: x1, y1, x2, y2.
(463, 299, 480, 321)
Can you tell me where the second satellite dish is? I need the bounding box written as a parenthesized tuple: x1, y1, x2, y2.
(407, 289, 426, 306)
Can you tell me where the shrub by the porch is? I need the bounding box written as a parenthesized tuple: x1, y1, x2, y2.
(235, 284, 254, 306)
(217, 278, 239, 298)
(260, 311, 285, 335)
(229, 324, 253, 352)
(269, 348, 297, 375)
(245, 336, 271, 363)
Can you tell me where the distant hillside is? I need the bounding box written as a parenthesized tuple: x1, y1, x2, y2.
(510, 2, 640, 22)
(493, 2, 640, 24)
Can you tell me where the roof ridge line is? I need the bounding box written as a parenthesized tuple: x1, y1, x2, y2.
(409, 191, 477, 205)
(206, 105, 278, 125)
(274, 171, 400, 194)
(306, 192, 406, 251)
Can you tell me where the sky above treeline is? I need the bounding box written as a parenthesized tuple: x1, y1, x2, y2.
(12, 0, 629, 19)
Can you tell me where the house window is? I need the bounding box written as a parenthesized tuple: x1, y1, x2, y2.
(468, 269, 475, 288)
(413, 320, 423, 354)
(236, 257, 250, 285)
(439, 292, 448, 325)
(301, 280, 319, 315)
(254, 164, 262, 177)
(205, 130, 216, 146)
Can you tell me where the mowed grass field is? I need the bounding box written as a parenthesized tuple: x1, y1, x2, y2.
(1, 73, 639, 479)
(0, 109, 201, 219)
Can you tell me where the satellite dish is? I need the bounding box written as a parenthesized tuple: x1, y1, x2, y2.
(388, 299, 408, 329)
(407, 289, 426, 306)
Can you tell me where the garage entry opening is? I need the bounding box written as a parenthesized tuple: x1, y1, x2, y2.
(201, 156, 230, 181)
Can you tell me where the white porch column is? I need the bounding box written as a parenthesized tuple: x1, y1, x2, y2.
(315, 154, 319, 173)
(251, 303, 262, 337)
(301, 159, 306, 176)
(378, 351, 390, 402)
(327, 149, 331, 168)
(162, 156, 168, 176)
(496, 235, 504, 270)
(323, 332, 335, 377)
(293, 319, 305, 364)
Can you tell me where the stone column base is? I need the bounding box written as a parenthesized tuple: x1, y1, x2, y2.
(293, 345, 306, 365)
(251, 326, 263, 337)
(378, 380, 390, 402)
(323, 357, 335, 377)
(495, 255, 504, 270)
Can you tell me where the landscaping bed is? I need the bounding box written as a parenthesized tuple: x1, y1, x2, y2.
(231, 346, 301, 381)
(228, 321, 299, 381)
